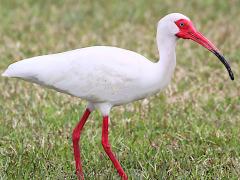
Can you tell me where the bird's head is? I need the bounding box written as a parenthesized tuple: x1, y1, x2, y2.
(158, 13, 234, 80)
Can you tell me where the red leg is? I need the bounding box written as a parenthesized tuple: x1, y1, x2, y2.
(72, 108, 91, 180)
(101, 116, 128, 180)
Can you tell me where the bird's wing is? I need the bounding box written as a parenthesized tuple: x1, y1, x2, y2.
(3, 46, 152, 102)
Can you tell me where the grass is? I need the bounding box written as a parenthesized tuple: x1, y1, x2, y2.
(0, 0, 240, 179)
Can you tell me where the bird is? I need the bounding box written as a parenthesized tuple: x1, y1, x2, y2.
(2, 13, 234, 180)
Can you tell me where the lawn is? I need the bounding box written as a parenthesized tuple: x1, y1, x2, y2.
(0, 0, 240, 179)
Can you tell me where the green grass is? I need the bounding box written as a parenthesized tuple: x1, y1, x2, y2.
(0, 0, 240, 179)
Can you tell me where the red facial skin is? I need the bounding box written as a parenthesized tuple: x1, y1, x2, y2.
(174, 19, 234, 81)
(175, 19, 219, 53)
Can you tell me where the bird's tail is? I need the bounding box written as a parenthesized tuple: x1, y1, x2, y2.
(2, 59, 36, 79)
(2, 64, 15, 77)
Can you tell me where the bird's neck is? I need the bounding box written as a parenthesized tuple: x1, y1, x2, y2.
(154, 33, 177, 90)
(143, 34, 177, 96)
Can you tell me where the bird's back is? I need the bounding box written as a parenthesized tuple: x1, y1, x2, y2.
(3, 46, 155, 104)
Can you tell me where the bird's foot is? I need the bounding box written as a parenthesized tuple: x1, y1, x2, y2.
(76, 170, 84, 180)
(121, 174, 128, 180)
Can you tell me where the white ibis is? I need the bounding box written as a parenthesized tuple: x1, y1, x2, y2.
(2, 13, 234, 179)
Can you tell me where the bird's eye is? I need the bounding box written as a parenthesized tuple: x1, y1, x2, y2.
(180, 22, 184, 27)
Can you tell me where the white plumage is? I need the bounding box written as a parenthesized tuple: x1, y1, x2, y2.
(3, 46, 166, 105)
(2, 13, 190, 113)
(2, 13, 233, 179)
